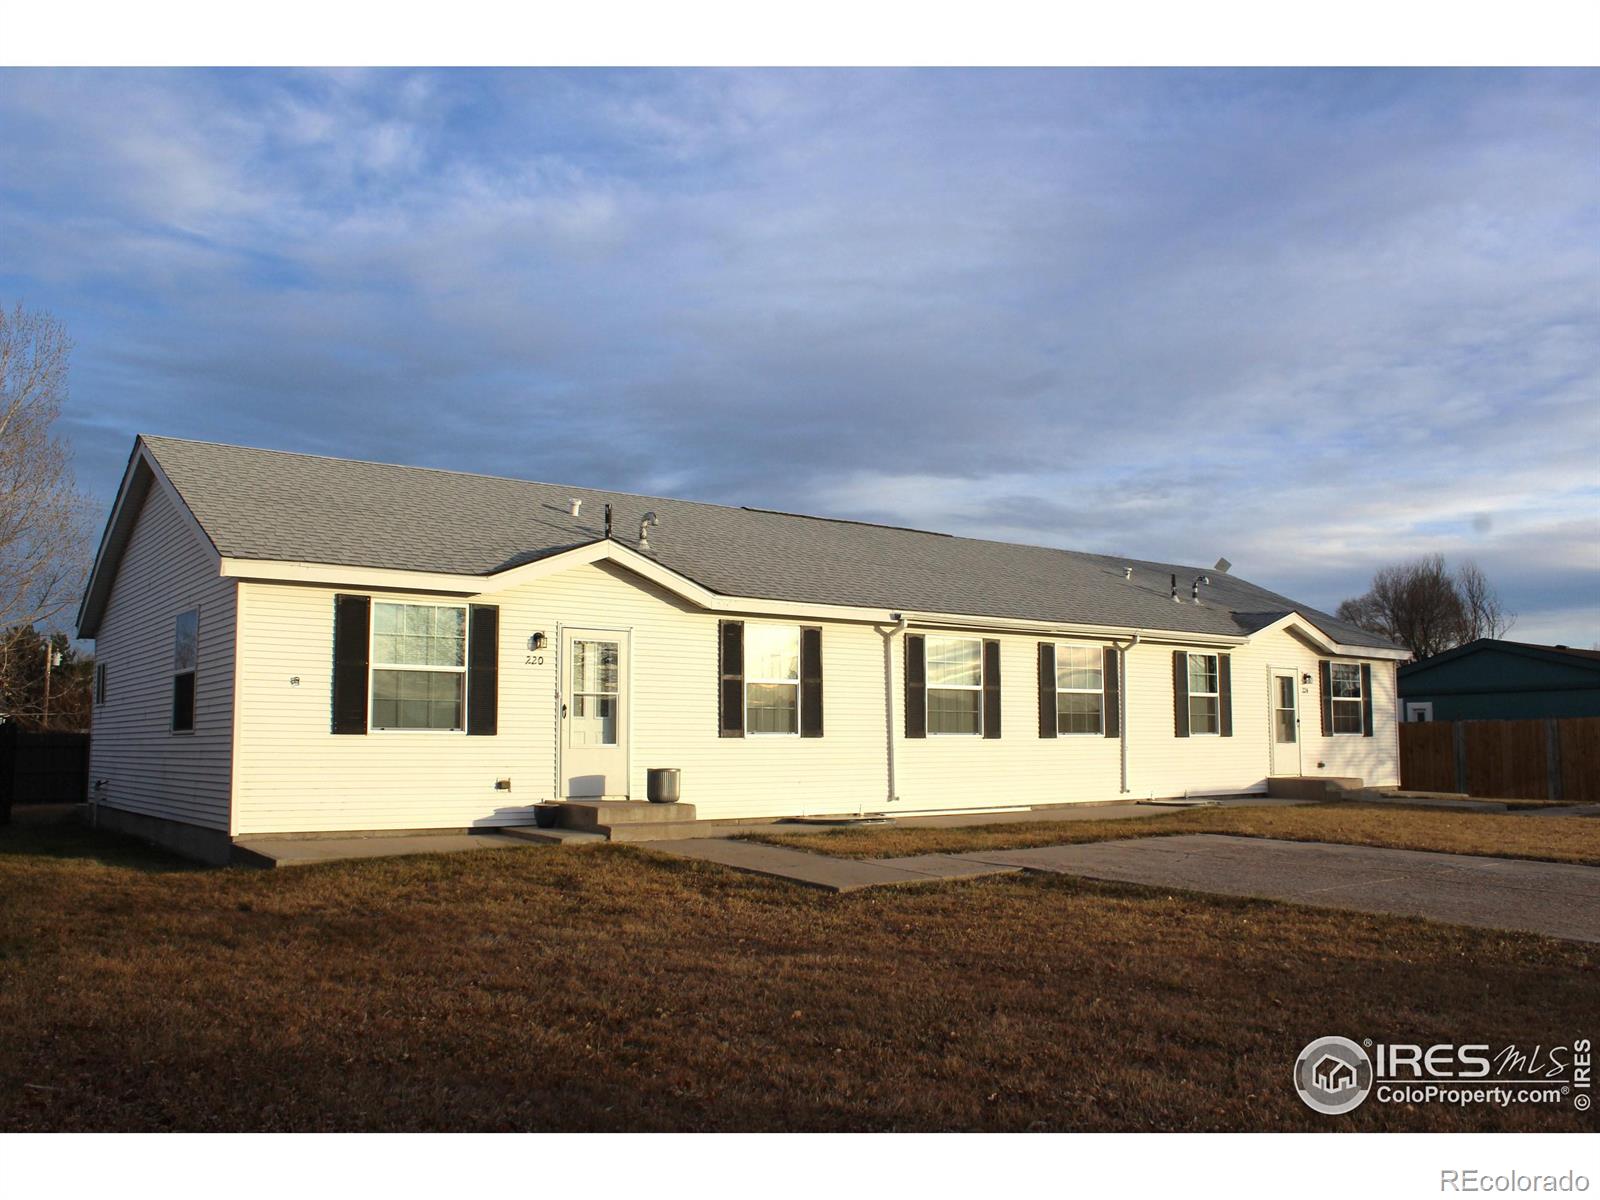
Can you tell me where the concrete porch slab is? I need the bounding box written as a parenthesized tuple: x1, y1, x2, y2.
(233, 831, 538, 868)
(948, 835, 1600, 944)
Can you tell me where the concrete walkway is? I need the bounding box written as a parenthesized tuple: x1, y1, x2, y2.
(644, 832, 1600, 943)
(646, 838, 1021, 891)
(945, 836, 1600, 943)
(947, 838, 1600, 947)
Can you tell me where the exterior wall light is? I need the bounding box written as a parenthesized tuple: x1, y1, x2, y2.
(531, 632, 548, 651)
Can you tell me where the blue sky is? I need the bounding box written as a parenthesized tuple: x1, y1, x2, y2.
(3, 68, 1597, 642)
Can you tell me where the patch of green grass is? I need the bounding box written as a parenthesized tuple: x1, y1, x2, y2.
(1, 819, 1594, 1132)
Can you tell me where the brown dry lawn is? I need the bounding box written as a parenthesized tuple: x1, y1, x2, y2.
(751, 802, 1600, 865)
(2, 819, 1595, 1132)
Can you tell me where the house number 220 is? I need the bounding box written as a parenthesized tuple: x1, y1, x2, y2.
(524, 654, 546, 665)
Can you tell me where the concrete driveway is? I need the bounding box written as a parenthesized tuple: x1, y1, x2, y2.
(950, 835, 1600, 944)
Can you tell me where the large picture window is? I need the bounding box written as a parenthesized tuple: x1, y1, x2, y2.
(1330, 663, 1365, 734)
(1187, 653, 1220, 735)
(927, 635, 983, 736)
(1056, 644, 1104, 735)
(370, 601, 466, 731)
(745, 624, 800, 735)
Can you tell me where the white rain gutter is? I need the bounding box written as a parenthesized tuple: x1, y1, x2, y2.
(1116, 631, 1143, 794)
(877, 612, 910, 810)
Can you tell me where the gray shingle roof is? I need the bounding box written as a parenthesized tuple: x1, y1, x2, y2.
(138, 435, 1398, 649)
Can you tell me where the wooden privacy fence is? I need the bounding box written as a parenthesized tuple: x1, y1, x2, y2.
(1399, 717, 1600, 803)
(0, 725, 90, 822)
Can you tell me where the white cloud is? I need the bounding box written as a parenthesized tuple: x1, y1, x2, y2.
(4, 68, 1597, 645)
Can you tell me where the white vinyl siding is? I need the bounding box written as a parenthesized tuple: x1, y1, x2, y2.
(87, 484, 237, 831)
(227, 558, 1400, 833)
(230, 561, 888, 832)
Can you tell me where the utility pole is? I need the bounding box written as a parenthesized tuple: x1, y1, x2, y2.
(42, 641, 61, 728)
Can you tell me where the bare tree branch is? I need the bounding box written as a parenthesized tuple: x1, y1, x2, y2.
(1337, 554, 1516, 660)
(1457, 559, 1516, 641)
(0, 303, 90, 635)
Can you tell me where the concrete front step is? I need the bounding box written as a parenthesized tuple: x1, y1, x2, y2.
(1267, 776, 1364, 802)
(555, 800, 696, 833)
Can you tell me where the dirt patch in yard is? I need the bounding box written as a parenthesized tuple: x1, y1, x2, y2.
(0, 822, 1593, 1132)
(749, 803, 1600, 865)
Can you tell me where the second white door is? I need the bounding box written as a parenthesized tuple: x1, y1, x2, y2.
(563, 630, 628, 798)
(1271, 669, 1301, 776)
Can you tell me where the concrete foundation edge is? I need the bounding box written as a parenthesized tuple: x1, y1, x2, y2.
(91, 804, 235, 866)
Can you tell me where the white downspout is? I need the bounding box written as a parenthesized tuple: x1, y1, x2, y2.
(878, 613, 909, 812)
(1118, 632, 1142, 794)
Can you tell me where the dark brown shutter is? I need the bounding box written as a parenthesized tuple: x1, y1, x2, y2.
(332, 594, 370, 735)
(1103, 646, 1120, 738)
(1037, 643, 1057, 739)
(982, 639, 1001, 739)
(718, 620, 744, 738)
(800, 626, 823, 738)
(1173, 650, 1189, 738)
(1218, 652, 1233, 737)
(466, 605, 499, 736)
(1360, 662, 1374, 737)
(904, 634, 926, 739)
(1319, 661, 1333, 736)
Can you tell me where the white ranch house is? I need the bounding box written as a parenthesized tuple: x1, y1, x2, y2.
(77, 437, 1406, 863)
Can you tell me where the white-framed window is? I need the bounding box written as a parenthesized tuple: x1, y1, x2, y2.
(1056, 643, 1104, 735)
(1331, 663, 1365, 734)
(172, 608, 198, 732)
(1187, 652, 1220, 735)
(745, 623, 800, 735)
(570, 638, 620, 744)
(370, 601, 467, 731)
(927, 635, 983, 736)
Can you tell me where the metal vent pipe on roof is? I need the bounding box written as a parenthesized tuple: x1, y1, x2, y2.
(568, 498, 582, 517)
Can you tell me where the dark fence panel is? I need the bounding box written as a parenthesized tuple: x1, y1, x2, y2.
(0, 725, 90, 820)
(1397, 721, 1455, 791)
(1559, 719, 1600, 804)
(1400, 716, 1600, 801)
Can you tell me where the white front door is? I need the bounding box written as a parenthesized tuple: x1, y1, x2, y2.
(1271, 669, 1301, 776)
(562, 629, 628, 798)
